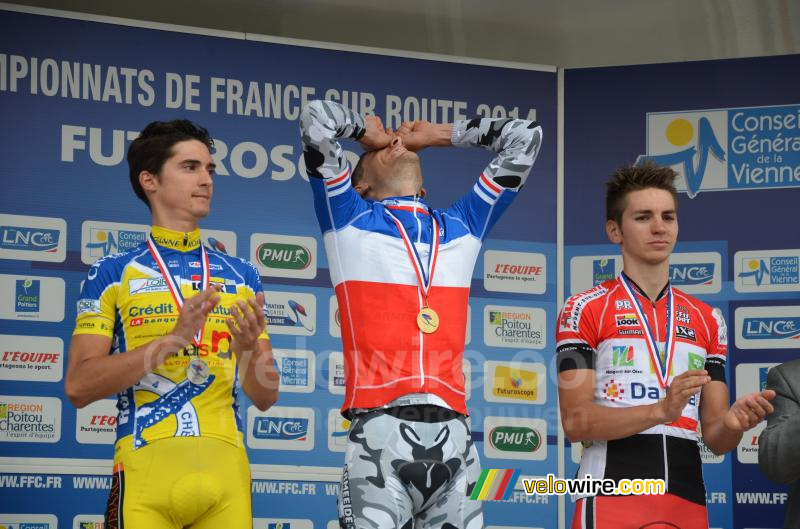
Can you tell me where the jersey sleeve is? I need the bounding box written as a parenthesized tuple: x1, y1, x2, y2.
(556, 289, 602, 372)
(245, 260, 270, 342)
(705, 307, 728, 382)
(444, 117, 543, 239)
(73, 256, 119, 338)
(299, 99, 370, 233)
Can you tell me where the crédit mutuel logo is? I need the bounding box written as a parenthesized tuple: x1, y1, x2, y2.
(637, 103, 800, 198)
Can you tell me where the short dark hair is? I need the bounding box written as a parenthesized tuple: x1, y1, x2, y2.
(606, 161, 679, 225)
(351, 150, 373, 187)
(127, 120, 213, 208)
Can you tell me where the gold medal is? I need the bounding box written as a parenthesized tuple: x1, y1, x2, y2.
(186, 357, 210, 385)
(417, 307, 440, 333)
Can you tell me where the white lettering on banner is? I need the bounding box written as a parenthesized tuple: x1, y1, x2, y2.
(0, 53, 155, 105)
(209, 78, 316, 119)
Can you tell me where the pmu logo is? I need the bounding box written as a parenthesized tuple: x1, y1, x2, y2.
(743, 317, 800, 340)
(86, 228, 147, 258)
(669, 263, 715, 286)
(592, 258, 616, 286)
(0, 225, 60, 252)
(253, 417, 309, 440)
(15, 279, 41, 312)
(637, 111, 726, 198)
(489, 426, 542, 453)
(258, 243, 311, 270)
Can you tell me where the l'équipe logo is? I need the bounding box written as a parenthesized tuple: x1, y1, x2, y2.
(263, 291, 316, 336)
(735, 249, 800, 293)
(483, 305, 546, 349)
(251, 233, 317, 279)
(0, 274, 65, 322)
(483, 361, 546, 404)
(247, 405, 314, 451)
(735, 306, 800, 349)
(0, 395, 61, 443)
(483, 250, 546, 295)
(0, 335, 64, 382)
(483, 416, 547, 461)
(75, 399, 118, 444)
(637, 104, 800, 198)
(273, 349, 315, 393)
(0, 213, 66, 262)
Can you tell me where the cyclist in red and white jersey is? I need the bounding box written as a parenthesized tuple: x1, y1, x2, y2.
(300, 100, 542, 529)
(556, 162, 775, 529)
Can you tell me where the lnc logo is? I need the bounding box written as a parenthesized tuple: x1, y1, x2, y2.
(637, 112, 726, 199)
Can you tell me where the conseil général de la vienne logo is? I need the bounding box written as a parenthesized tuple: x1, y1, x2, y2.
(635, 103, 800, 198)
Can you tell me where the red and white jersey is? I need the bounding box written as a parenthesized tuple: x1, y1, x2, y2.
(556, 273, 728, 505)
(300, 100, 543, 416)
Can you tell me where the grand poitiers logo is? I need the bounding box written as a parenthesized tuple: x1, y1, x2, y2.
(637, 104, 800, 198)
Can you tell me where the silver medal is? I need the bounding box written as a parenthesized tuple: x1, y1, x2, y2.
(186, 357, 210, 385)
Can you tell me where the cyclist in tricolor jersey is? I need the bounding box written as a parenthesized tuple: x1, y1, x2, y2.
(300, 100, 542, 529)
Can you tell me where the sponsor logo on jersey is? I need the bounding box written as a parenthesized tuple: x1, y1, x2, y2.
(615, 313, 639, 327)
(677, 325, 697, 342)
(602, 379, 625, 402)
(129, 277, 169, 295)
(612, 346, 635, 367)
(688, 352, 705, 371)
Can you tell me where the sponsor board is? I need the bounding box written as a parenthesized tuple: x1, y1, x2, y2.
(734, 249, 800, 292)
(483, 305, 546, 349)
(483, 416, 547, 461)
(0, 335, 64, 382)
(0, 514, 58, 528)
(0, 213, 67, 262)
(328, 352, 345, 395)
(247, 405, 314, 451)
(263, 291, 316, 336)
(73, 514, 104, 529)
(698, 437, 725, 464)
(483, 250, 546, 295)
(251, 234, 317, 279)
(327, 408, 350, 453)
(81, 220, 149, 264)
(0, 275, 65, 322)
(252, 519, 314, 529)
(0, 395, 61, 443)
(483, 361, 546, 404)
(734, 363, 781, 400)
(668, 252, 722, 294)
(273, 349, 315, 393)
(203, 229, 237, 256)
(637, 104, 800, 198)
(329, 295, 341, 338)
(76, 399, 118, 444)
(735, 306, 800, 349)
(569, 255, 621, 294)
(737, 420, 766, 464)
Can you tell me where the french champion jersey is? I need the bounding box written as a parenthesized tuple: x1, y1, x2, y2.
(556, 273, 728, 505)
(73, 226, 268, 449)
(300, 99, 543, 416)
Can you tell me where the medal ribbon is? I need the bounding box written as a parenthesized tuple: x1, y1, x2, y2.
(619, 274, 676, 389)
(146, 234, 210, 348)
(385, 207, 440, 305)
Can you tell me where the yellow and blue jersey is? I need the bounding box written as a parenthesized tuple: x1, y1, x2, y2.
(73, 225, 268, 450)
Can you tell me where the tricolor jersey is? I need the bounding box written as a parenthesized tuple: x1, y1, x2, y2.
(556, 273, 728, 505)
(300, 100, 542, 416)
(73, 226, 268, 449)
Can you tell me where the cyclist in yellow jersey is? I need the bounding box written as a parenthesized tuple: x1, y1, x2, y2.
(65, 120, 279, 529)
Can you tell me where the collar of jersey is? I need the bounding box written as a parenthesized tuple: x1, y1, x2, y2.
(150, 225, 202, 252)
(380, 196, 431, 215)
(620, 271, 670, 302)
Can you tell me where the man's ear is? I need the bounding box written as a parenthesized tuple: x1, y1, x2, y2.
(353, 181, 370, 198)
(139, 170, 158, 195)
(418, 187, 427, 199)
(606, 219, 623, 245)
